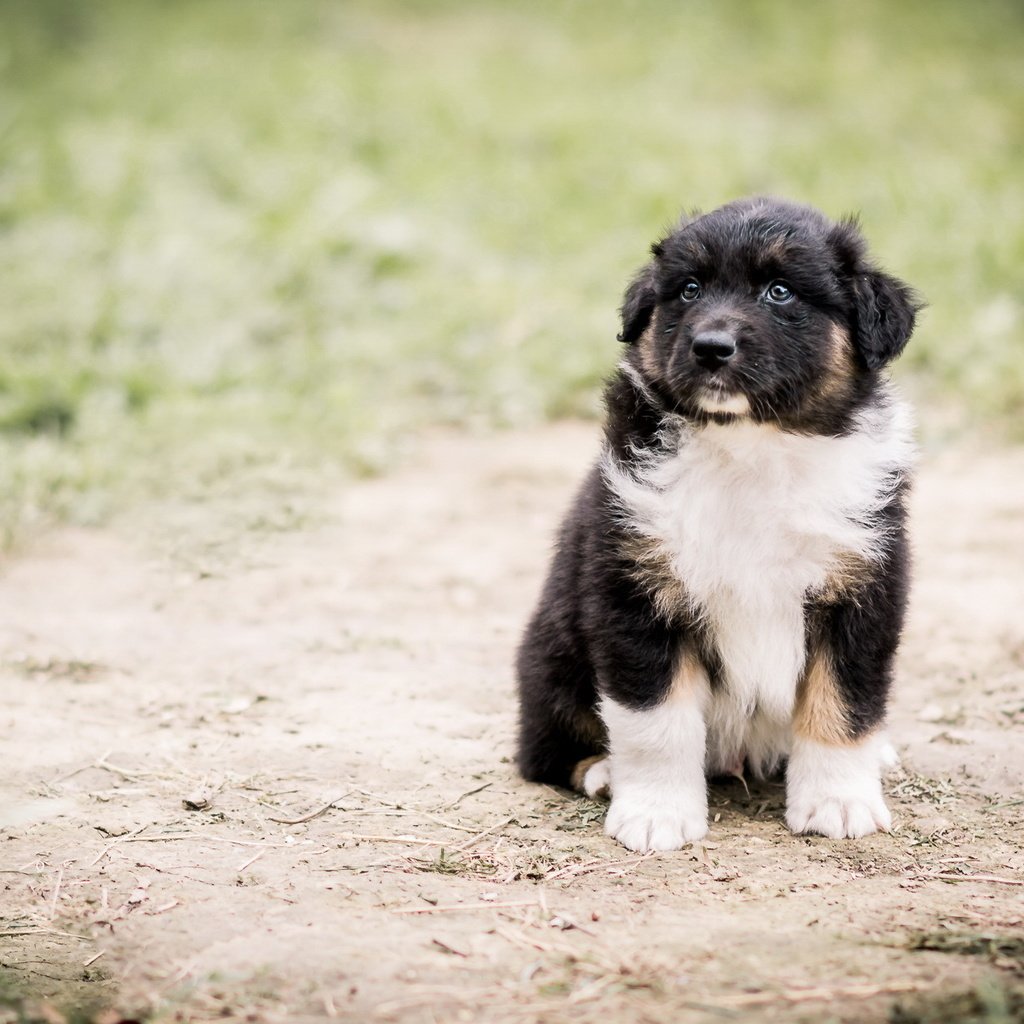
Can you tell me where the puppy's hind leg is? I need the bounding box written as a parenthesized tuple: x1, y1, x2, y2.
(516, 626, 605, 790)
(516, 692, 604, 790)
(570, 754, 611, 799)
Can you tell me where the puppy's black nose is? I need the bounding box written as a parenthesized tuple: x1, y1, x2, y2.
(691, 330, 737, 369)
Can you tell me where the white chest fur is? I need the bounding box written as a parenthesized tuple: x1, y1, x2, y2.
(603, 397, 914, 774)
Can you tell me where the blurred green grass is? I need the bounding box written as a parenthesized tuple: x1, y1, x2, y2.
(0, 0, 1022, 545)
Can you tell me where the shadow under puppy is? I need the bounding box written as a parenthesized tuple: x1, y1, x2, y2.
(516, 197, 920, 852)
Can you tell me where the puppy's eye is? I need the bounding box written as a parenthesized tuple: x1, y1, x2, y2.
(680, 280, 701, 302)
(766, 281, 794, 303)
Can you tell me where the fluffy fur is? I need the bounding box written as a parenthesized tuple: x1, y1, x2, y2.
(516, 197, 920, 852)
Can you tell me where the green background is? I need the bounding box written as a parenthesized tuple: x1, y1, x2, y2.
(1, 0, 1021, 544)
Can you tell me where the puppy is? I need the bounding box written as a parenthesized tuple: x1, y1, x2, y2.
(516, 197, 919, 852)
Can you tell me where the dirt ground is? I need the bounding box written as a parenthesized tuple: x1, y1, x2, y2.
(2, 422, 1023, 1024)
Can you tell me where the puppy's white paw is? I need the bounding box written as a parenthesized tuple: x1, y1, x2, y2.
(786, 792, 892, 839)
(604, 796, 708, 852)
(582, 757, 611, 800)
(878, 739, 900, 771)
(786, 735, 893, 840)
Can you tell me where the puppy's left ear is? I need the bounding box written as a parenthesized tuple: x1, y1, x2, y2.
(829, 217, 922, 370)
(617, 260, 658, 345)
(852, 270, 920, 369)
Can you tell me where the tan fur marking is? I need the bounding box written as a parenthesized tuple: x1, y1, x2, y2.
(573, 706, 607, 748)
(822, 323, 858, 398)
(636, 324, 662, 380)
(793, 650, 853, 746)
(570, 755, 608, 795)
(669, 647, 707, 701)
(828, 322, 856, 362)
(795, 322, 857, 420)
(815, 550, 873, 604)
(789, 321, 859, 427)
(619, 533, 689, 621)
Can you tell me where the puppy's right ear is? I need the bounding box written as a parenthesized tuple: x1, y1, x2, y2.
(617, 259, 658, 345)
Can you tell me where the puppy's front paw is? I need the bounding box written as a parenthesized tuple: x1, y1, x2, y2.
(785, 793, 892, 839)
(786, 735, 893, 839)
(604, 796, 708, 852)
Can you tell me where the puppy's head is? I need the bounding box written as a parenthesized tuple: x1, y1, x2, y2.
(618, 197, 920, 433)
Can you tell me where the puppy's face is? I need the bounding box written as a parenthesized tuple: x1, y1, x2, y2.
(619, 198, 919, 433)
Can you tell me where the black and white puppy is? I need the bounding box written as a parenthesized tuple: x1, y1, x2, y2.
(516, 197, 919, 852)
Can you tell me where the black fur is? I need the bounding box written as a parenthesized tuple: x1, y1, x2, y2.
(516, 197, 919, 789)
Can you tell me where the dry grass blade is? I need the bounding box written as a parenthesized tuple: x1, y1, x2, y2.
(493, 925, 576, 957)
(93, 756, 177, 781)
(442, 782, 493, 810)
(546, 853, 654, 881)
(392, 899, 541, 915)
(447, 817, 516, 855)
(88, 825, 150, 867)
(118, 833, 298, 848)
(235, 850, 266, 872)
(431, 937, 470, 957)
(923, 872, 1024, 886)
(708, 979, 931, 1008)
(0, 929, 90, 940)
(51, 748, 113, 784)
(147, 899, 181, 915)
(340, 833, 444, 846)
(350, 786, 488, 833)
(266, 790, 355, 825)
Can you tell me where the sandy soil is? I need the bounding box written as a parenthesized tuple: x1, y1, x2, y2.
(1, 423, 1023, 1024)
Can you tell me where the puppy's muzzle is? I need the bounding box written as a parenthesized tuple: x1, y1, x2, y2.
(692, 330, 737, 370)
